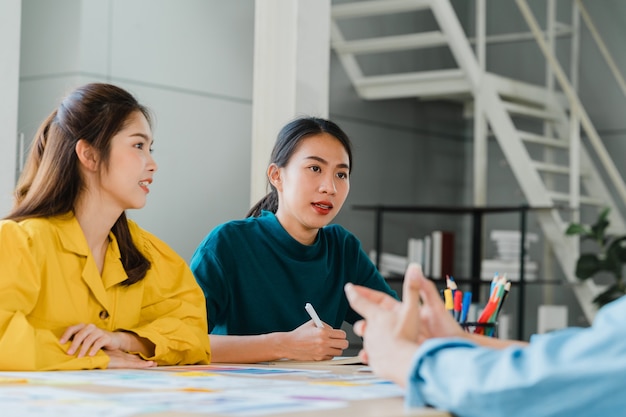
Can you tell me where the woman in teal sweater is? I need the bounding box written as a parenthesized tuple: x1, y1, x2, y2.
(191, 117, 397, 363)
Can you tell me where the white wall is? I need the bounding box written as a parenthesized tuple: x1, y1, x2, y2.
(0, 0, 22, 215)
(18, 0, 255, 261)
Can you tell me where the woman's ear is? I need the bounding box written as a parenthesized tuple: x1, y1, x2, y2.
(75, 139, 99, 171)
(267, 163, 283, 191)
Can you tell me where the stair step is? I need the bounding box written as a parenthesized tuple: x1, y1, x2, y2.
(503, 101, 558, 121)
(353, 69, 469, 100)
(333, 32, 447, 55)
(518, 131, 569, 148)
(332, 0, 431, 19)
(547, 191, 605, 206)
(532, 161, 570, 175)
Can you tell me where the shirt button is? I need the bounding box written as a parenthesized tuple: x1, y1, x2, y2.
(99, 310, 109, 320)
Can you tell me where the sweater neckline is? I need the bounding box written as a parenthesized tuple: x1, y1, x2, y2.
(259, 211, 323, 260)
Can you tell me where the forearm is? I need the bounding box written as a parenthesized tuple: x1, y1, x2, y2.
(0, 313, 109, 371)
(466, 333, 528, 349)
(209, 333, 287, 363)
(118, 331, 156, 357)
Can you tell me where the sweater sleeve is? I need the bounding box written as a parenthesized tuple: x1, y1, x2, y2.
(124, 225, 211, 365)
(189, 228, 231, 334)
(406, 298, 626, 417)
(0, 220, 109, 370)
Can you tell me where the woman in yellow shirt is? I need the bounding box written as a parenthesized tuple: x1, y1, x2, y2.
(0, 83, 211, 370)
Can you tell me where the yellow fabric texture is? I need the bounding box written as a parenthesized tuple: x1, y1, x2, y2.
(0, 213, 211, 370)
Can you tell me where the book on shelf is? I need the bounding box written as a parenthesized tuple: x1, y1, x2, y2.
(405, 231, 454, 279)
(407, 237, 424, 266)
(431, 230, 454, 279)
(423, 235, 432, 277)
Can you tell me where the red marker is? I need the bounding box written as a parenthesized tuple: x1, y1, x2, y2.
(453, 290, 463, 322)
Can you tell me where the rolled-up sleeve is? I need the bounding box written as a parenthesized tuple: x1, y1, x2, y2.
(406, 299, 626, 417)
(126, 227, 211, 365)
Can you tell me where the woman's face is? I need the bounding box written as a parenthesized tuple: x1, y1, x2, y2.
(99, 111, 157, 212)
(271, 132, 350, 245)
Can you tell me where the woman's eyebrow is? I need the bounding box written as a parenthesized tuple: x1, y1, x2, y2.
(305, 155, 350, 170)
(130, 132, 154, 144)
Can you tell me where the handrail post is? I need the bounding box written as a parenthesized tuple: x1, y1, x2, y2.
(471, 210, 483, 303)
(518, 205, 528, 340)
(473, 0, 487, 206)
(374, 206, 383, 270)
(569, 0, 581, 228)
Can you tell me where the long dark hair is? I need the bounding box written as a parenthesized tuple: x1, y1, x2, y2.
(246, 116, 353, 218)
(6, 83, 152, 285)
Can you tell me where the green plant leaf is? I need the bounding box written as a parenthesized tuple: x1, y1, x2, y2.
(613, 238, 626, 263)
(565, 223, 589, 236)
(590, 207, 611, 244)
(591, 220, 610, 243)
(605, 237, 626, 279)
(593, 283, 626, 307)
(575, 254, 602, 280)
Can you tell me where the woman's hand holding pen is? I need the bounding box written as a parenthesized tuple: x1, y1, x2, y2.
(280, 320, 349, 361)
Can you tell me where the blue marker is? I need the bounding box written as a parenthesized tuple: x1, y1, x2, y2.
(460, 292, 473, 323)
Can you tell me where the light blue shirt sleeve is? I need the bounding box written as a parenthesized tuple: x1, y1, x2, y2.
(406, 296, 626, 417)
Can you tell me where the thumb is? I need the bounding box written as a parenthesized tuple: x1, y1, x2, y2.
(396, 263, 423, 340)
(416, 268, 447, 312)
(345, 283, 377, 320)
(402, 263, 423, 308)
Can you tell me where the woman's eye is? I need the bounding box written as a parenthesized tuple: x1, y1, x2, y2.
(337, 172, 348, 180)
(310, 166, 321, 173)
(135, 143, 144, 150)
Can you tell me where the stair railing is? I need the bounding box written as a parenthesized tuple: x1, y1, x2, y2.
(576, 0, 626, 98)
(516, 0, 626, 216)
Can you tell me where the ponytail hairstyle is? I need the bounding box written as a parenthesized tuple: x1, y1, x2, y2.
(6, 83, 152, 285)
(246, 116, 353, 218)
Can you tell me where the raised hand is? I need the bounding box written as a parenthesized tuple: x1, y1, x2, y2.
(345, 263, 430, 385)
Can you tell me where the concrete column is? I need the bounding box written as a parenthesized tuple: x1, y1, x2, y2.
(250, 0, 331, 205)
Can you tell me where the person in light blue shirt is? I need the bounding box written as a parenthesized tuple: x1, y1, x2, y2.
(345, 263, 626, 417)
(191, 117, 397, 363)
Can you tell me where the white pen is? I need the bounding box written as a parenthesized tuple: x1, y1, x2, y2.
(305, 302, 324, 328)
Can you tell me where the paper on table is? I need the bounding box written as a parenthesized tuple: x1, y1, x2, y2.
(264, 356, 363, 366)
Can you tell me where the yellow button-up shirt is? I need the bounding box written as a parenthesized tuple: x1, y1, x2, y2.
(0, 213, 211, 370)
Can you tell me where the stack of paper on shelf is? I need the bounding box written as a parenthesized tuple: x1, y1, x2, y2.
(481, 259, 538, 281)
(368, 250, 407, 276)
(481, 229, 539, 281)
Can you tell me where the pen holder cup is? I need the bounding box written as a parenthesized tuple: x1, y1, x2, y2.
(461, 322, 498, 338)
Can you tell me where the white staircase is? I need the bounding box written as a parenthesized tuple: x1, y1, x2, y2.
(331, 0, 626, 323)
